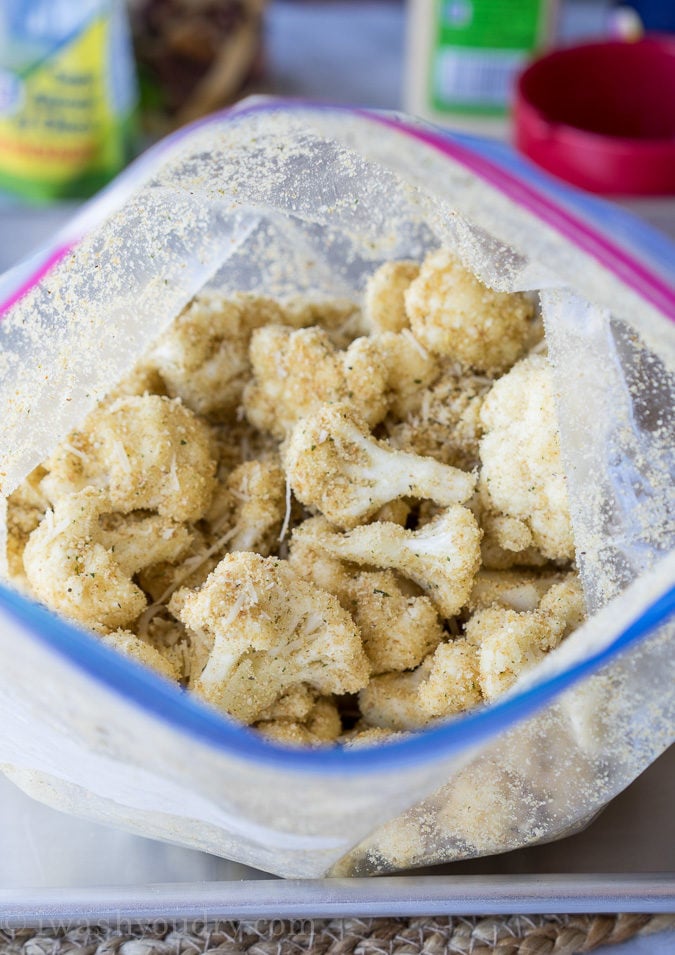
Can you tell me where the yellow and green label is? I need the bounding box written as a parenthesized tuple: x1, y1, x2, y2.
(430, 0, 551, 116)
(0, 2, 137, 201)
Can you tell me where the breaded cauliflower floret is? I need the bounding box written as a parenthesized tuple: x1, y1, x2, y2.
(465, 575, 586, 699)
(205, 457, 287, 554)
(40, 395, 217, 523)
(169, 553, 370, 723)
(467, 568, 567, 614)
(147, 292, 285, 419)
(105, 360, 167, 402)
(308, 505, 481, 619)
(363, 260, 420, 333)
(99, 629, 180, 682)
(288, 517, 356, 594)
(385, 364, 490, 470)
(280, 297, 366, 349)
(136, 527, 216, 605)
(284, 403, 475, 529)
(372, 330, 440, 418)
(359, 640, 482, 730)
(243, 325, 388, 438)
(479, 354, 575, 561)
(479, 512, 550, 571)
(5, 467, 49, 588)
(290, 517, 443, 675)
(405, 249, 533, 374)
(23, 488, 190, 630)
(344, 571, 444, 675)
(254, 686, 342, 747)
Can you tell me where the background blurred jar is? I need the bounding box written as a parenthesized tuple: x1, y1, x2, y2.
(405, 0, 557, 138)
(0, 0, 137, 201)
(128, 0, 268, 133)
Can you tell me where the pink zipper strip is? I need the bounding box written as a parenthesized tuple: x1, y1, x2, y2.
(369, 112, 675, 323)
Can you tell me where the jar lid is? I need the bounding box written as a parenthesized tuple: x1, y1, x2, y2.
(514, 37, 675, 196)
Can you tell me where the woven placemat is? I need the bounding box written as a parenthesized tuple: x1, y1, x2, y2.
(2, 914, 675, 955)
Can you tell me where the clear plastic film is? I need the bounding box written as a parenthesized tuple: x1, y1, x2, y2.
(0, 102, 673, 877)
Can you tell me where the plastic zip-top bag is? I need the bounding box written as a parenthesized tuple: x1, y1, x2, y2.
(0, 101, 673, 877)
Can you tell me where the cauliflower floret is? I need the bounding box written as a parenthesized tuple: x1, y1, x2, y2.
(23, 488, 190, 630)
(243, 325, 388, 438)
(359, 640, 482, 730)
(479, 512, 550, 570)
(347, 570, 444, 675)
(136, 456, 288, 640)
(105, 360, 167, 401)
(385, 364, 490, 470)
(38, 428, 95, 503)
(280, 297, 366, 349)
(147, 292, 286, 419)
(99, 629, 180, 682)
(307, 505, 481, 619)
(405, 249, 533, 374)
(290, 518, 444, 674)
(5, 467, 49, 588)
(288, 517, 356, 594)
(467, 568, 567, 614)
(479, 353, 575, 561)
(40, 395, 217, 523)
(284, 403, 476, 529)
(169, 553, 370, 723)
(363, 260, 420, 333)
(137, 527, 216, 604)
(141, 613, 196, 681)
(254, 686, 341, 747)
(372, 330, 440, 418)
(204, 457, 287, 554)
(465, 575, 586, 699)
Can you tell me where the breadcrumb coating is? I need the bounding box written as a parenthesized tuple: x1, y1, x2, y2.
(284, 403, 476, 529)
(205, 457, 287, 554)
(169, 552, 370, 723)
(343, 570, 444, 675)
(371, 330, 440, 418)
(310, 505, 481, 619)
(244, 325, 389, 439)
(100, 629, 181, 682)
(467, 569, 566, 614)
(23, 488, 190, 630)
(364, 260, 420, 333)
(41, 395, 217, 524)
(136, 527, 217, 604)
(280, 297, 366, 349)
(479, 354, 575, 561)
(5, 467, 49, 588)
(359, 640, 482, 730)
(6, 251, 588, 748)
(105, 361, 167, 402)
(255, 688, 342, 747)
(465, 575, 585, 698)
(405, 249, 533, 373)
(385, 364, 489, 470)
(148, 292, 286, 419)
(341, 726, 408, 748)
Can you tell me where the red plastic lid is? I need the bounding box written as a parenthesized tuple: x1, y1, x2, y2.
(514, 37, 675, 196)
